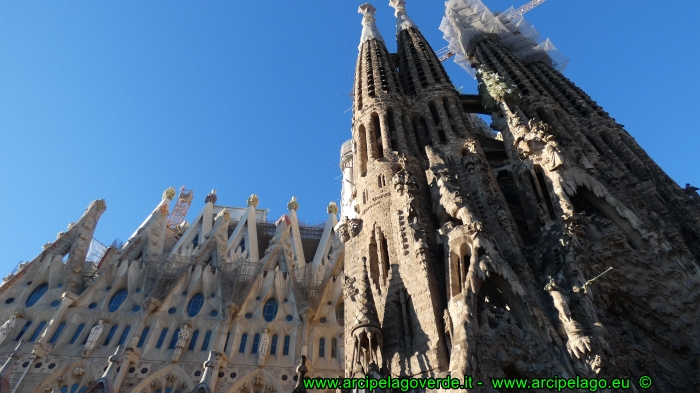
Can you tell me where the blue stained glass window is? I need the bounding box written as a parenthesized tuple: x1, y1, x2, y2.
(238, 333, 248, 353)
(188, 330, 199, 351)
(69, 324, 85, 344)
(104, 325, 118, 345)
(263, 298, 278, 322)
(224, 332, 231, 352)
(201, 331, 212, 351)
(137, 327, 150, 348)
(283, 335, 290, 355)
(156, 328, 168, 348)
(165, 389, 173, 393)
(270, 335, 278, 355)
(15, 321, 32, 341)
(26, 283, 48, 307)
(118, 326, 131, 346)
(50, 322, 66, 344)
(29, 321, 46, 342)
(108, 289, 128, 312)
(70, 384, 81, 393)
(251, 334, 260, 354)
(60, 386, 68, 393)
(187, 293, 204, 317)
(169, 329, 181, 349)
(318, 338, 325, 358)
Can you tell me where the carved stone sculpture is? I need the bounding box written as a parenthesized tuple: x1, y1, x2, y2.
(257, 328, 270, 366)
(172, 323, 191, 363)
(83, 320, 104, 354)
(0, 314, 17, 347)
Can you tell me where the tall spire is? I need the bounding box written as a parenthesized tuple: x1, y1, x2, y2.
(358, 3, 384, 50)
(389, 0, 416, 33)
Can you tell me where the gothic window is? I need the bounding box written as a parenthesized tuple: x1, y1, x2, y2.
(380, 235, 390, 282)
(239, 333, 248, 353)
(371, 113, 384, 159)
(118, 326, 131, 346)
(224, 332, 231, 352)
(252, 333, 261, 354)
(368, 234, 381, 291)
(331, 338, 338, 358)
(270, 335, 278, 355)
(358, 124, 368, 176)
(336, 303, 344, 325)
(429, 102, 441, 125)
(378, 175, 383, 188)
(156, 328, 168, 348)
(29, 321, 46, 342)
(69, 324, 84, 344)
(387, 108, 398, 152)
(263, 298, 278, 322)
(187, 293, 204, 317)
(137, 327, 150, 348)
(169, 329, 181, 349)
(49, 322, 66, 344)
(26, 283, 48, 307)
(104, 325, 118, 346)
(201, 331, 212, 351)
(283, 335, 290, 355)
(534, 167, 556, 221)
(238, 238, 246, 253)
(15, 321, 31, 341)
(189, 330, 199, 350)
(443, 97, 452, 119)
(419, 117, 432, 147)
(318, 338, 325, 357)
(108, 288, 128, 312)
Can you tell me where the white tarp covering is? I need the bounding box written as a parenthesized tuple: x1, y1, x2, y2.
(86, 238, 108, 263)
(440, 0, 568, 78)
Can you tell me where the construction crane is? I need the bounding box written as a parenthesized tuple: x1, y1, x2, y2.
(437, 0, 547, 62)
(167, 186, 194, 230)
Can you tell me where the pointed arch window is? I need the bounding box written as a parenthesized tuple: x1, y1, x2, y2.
(156, 328, 168, 349)
(108, 288, 128, 312)
(283, 335, 290, 355)
(201, 331, 212, 351)
(318, 337, 325, 357)
(69, 324, 85, 344)
(263, 298, 278, 322)
(50, 322, 66, 344)
(251, 333, 260, 354)
(336, 303, 344, 326)
(169, 329, 181, 349)
(137, 327, 150, 348)
(187, 293, 204, 317)
(270, 335, 278, 355)
(118, 326, 131, 346)
(189, 330, 199, 350)
(26, 283, 48, 307)
(104, 325, 118, 345)
(29, 321, 46, 342)
(331, 338, 338, 358)
(238, 333, 248, 353)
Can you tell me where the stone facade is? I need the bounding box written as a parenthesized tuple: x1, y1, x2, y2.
(2, 1, 700, 392)
(0, 193, 345, 393)
(337, 1, 700, 392)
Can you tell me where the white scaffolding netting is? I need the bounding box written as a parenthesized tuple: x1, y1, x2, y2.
(439, 0, 568, 78)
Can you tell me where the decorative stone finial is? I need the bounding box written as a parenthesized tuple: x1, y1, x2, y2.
(327, 201, 339, 215)
(163, 187, 176, 201)
(205, 189, 218, 204)
(358, 3, 384, 49)
(287, 196, 299, 212)
(389, 0, 416, 31)
(247, 194, 259, 207)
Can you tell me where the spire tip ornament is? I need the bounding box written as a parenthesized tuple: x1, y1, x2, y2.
(163, 187, 176, 201)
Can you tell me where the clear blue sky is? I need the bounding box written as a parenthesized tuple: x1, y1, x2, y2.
(1, 1, 698, 272)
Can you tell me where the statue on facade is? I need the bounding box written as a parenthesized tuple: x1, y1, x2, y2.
(0, 314, 17, 346)
(257, 328, 270, 366)
(172, 323, 191, 363)
(83, 320, 104, 355)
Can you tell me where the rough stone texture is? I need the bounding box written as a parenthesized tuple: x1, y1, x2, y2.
(339, 2, 700, 392)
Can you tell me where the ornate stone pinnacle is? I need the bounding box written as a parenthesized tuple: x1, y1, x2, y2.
(389, 0, 416, 31)
(287, 196, 299, 212)
(247, 194, 259, 208)
(389, 0, 406, 12)
(163, 187, 176, 201)
(205, 189, 218, 204)
(327, 201, 339, 215)
(358, 3, 376, 17)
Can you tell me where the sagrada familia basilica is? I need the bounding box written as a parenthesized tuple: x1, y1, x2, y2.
(1, 0, 699, 392)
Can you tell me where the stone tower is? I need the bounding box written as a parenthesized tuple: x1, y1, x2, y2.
(338, 0, 700, 390)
